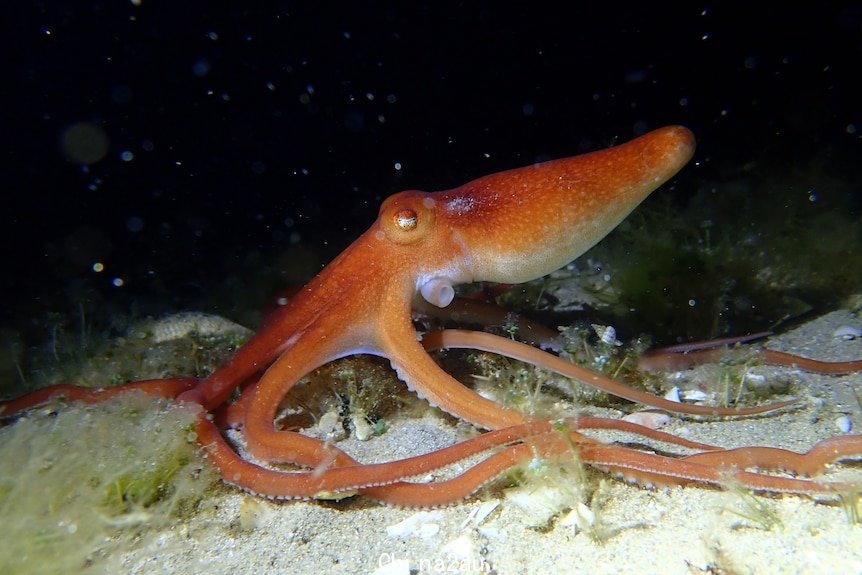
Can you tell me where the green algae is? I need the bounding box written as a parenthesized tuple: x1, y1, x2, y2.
(0, 313, 253, 574)
(723, 481, 784, 531)
(9, 311, 250, 401)
(0, 393, 218, 575)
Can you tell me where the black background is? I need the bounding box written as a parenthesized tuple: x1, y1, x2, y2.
(2, 2, 860, 357)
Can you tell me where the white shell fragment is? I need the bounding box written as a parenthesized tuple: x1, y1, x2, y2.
(592, 324, 622, 346)
(147, 312, 252, 343)
(622, 411, 671, 430)
(680, 389, 709, 402)
(385, 511, 442, 539)
(664, 386, 681, 403)
(504, 484, 573, 527)
(836, 415, 853, 433)
(351, 413, 374, 441)
(559, 502, 596, 535)
(461, 501, 499, 529)
(441, 534, 475, 561)
(314, 411, 346, 442)
(833, 325, 862, 340)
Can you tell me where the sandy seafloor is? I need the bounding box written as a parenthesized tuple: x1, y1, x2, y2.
(9, 309, 862, 575)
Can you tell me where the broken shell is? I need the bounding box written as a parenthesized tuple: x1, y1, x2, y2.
(315, 410, 346, 442)
(559, 502, 595, 534)
(461, 501, 499, 529)
(622, 411, 671, 430)
(592, 324, 621, 346)
(680, 389, 709, 402)
(441, 534, 475, 560)
(833, 325, 862, 340)
(504, 484, 572, 527)
(351, 413, 374, 441)
(385, 511, 442, 539)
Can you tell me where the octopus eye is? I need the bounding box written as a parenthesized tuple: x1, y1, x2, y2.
(394, 208, 418, 231)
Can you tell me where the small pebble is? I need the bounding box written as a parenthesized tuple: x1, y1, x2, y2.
(743, 372, 766, 384)
(835, 415, 852, 433)
(478, 526, 503, 539)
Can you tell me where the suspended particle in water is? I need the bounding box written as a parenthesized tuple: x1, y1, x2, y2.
(61, 122, 110, 165)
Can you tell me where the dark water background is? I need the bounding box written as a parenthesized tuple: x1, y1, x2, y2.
(2, 3, 860, 388)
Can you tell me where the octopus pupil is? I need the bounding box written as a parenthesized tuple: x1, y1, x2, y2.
(395, 209, 418, 230)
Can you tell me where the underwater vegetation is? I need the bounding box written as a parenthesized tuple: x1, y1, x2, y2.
(276, 355, 414, 442)
(8, 311, 251, 396)
(1, 307, 860, 573)
(0, 393, 217, 575)
(0, 310, 426, 574)
(0, 313, 249, 574)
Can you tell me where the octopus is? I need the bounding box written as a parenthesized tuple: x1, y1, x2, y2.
(3, 126, 861, 508)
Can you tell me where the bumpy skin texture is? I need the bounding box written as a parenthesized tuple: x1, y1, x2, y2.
(5, 127, 861, 507)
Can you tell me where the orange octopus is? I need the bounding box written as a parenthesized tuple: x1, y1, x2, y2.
(3, 126, 861, 507)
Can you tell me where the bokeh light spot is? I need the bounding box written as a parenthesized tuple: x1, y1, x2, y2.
(61, 122, 110, 165)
